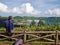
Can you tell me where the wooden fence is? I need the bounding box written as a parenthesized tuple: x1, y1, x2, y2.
(0, 31, 60, 45)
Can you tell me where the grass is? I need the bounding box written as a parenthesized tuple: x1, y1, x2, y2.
(0, 40, 15, 44)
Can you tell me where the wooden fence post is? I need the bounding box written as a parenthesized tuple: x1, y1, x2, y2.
(55, 30, 58, 45)
(24, 30, 27, 43)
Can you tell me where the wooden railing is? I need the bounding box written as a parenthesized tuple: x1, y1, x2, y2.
(0, 31, 60, 45)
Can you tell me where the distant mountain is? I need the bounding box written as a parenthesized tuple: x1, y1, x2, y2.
(14, 16, 23, 19)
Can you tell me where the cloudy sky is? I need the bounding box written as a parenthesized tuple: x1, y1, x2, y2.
(0, 0, 60, 17)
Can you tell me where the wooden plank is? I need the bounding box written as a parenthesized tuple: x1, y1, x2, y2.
(0, 31, 56, 33)
(43, 38, 54, 42)
(11, 34, 23, 37)
(41, 34, 55, 38)
(27, 34, 39, 38)
(28, 42, 54, 44)
(26, 31, 56, 34)
(27, 37, 42, 42)
(10, 37, 18, 40)
(0, 34, 9, 38)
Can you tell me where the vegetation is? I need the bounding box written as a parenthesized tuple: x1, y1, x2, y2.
(0, 16, 60, 31)
(0, 16, 60, 45)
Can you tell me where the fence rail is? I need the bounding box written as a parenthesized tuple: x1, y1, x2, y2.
(0, 31, 60, 45)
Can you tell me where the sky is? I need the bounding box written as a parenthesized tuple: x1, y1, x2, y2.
(0, 0, 60, 17)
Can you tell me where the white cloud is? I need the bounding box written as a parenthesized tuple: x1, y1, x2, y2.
(0, 3, 8, 12)
(12, 3, 41, 15)
(45, 8, 60, 16)
(12, 7, 23, 14)
(0, 2, 41, 15)
(23, 3, 34, 13)
(53, 9, 60, 15)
